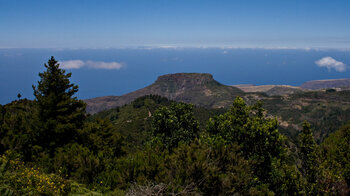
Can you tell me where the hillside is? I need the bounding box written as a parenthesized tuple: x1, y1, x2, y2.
(85, 73, 244, 113)
(233, 84, 304, 96)
(260, 90, 350, 141)
(300, 78, 350, 90)
(90, 95, 226, 152)
(85, 73, 350, 142)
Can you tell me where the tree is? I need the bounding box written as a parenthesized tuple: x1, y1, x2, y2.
(152, 102, 200, 150)
(207, 97, 285, 191)
(32, 56, 86, 152)
(299, 121, 321, 194)
(322, 123, 350, 192)
(162, 139, 272, 195)
(0, 99, 38, 160)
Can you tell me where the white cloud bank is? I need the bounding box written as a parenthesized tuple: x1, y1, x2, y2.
(59, 60, 124, 70)
(315, 57, 347, 72)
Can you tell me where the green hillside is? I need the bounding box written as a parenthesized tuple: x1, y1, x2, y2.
(2, 58, 350, 195)
(259, 90, 350, 142)
(90, 95, 226, 152)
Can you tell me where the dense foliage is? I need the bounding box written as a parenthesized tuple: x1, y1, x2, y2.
(152, 102, 200, 150)
(0, 57, 350, 195)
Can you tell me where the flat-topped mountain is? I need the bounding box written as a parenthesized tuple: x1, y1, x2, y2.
(300, 78, 350, 90)
(85, 73, 244, 113)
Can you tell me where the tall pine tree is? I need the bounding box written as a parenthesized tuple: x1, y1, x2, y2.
(32, 56, 86, 153)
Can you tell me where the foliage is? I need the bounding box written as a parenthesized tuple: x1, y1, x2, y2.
(0, 152, 71, 195)
(2, 56, 350, 194)
(162, 138, 272, 195)
(322, 123, 350, 187)
(90, 95, 225, 152)
(206, 97, 285, 183)
(298, 121, 321, 194)
(269, 157, 306, 195)
(80, 118, 125, 159)
(90, 95, 173, 152)
(72, 139, 164, 193)
(0, 99, 39, 160)
(132, 94, 171, 109)
(260, 90, 350, 142)
(53, 143, 100, 185)
(152, 102, 200, 150)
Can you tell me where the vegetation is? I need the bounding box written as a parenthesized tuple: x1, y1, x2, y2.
(32, 56, 86, 154)
(152, 102, 200, 150)
(0, 56, 350, 195)
(298, 121, 321, 194)
(86, 72, 350, 143)
(260, 90, 350, 142)
(321, 123, 350, 192)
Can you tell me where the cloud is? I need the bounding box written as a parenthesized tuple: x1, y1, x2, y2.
(59, 60, 124, 70)
(315, 57, 347, 72)
(85, 61, 124, 69)
(60, 60, 85, 69)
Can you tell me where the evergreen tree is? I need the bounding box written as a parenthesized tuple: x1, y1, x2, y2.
(299, 121, 320, 194)
(32, 56, 86, 153)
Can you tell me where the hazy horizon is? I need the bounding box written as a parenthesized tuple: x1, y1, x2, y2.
(1, 0, 350, 104)
(1, 47, 350, 104)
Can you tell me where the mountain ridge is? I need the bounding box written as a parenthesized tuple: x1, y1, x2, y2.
(85, 73, 244, 113)
(300, 78, 350, 90)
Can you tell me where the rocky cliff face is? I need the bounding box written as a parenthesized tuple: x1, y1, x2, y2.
(155, 73, 215, 88)
(85, 73, 244, 114)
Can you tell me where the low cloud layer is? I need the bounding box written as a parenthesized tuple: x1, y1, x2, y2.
(315, 57, 347, 72)
(59, 60, 124, 70)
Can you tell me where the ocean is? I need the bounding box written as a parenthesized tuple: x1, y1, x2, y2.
(1, 48, 349, 104)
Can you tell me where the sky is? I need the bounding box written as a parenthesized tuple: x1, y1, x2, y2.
(1, 0, 350, 49)
(1, 1, 350, 104)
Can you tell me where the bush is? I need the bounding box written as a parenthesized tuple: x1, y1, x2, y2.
(0, 152, 71, 195)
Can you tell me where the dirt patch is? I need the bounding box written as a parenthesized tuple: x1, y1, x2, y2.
(203, 89, 213, 96)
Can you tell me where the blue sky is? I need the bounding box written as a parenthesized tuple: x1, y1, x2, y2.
(1, 0, 350, 49)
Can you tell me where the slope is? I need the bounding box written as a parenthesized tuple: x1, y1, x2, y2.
(85, 73, 244, 114)
(300, 78, 350, 90)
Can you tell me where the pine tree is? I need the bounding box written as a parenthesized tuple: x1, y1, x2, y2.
(32, 56, 86, 152)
